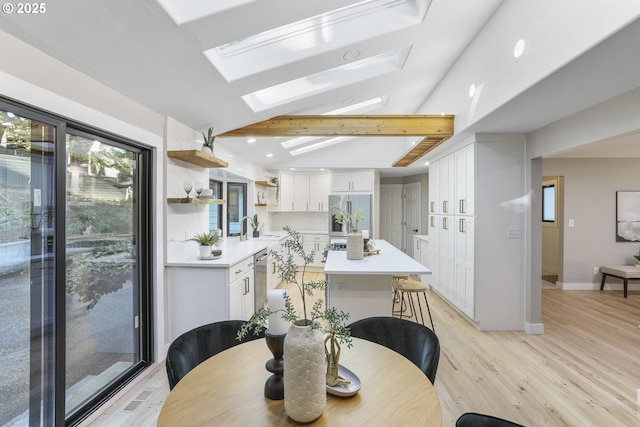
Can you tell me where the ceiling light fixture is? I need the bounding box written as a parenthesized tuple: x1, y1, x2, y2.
(468, 84, 476, 98)
(513, 39, 525, 60)
(266, 153, 274, 157)
(247, 138, 256, 143)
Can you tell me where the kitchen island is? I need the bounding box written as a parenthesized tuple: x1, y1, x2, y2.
(324, 239, 431, 322)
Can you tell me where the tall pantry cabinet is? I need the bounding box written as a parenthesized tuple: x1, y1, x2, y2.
(428, 143, 474, 319)
(427, 136, 526, 330)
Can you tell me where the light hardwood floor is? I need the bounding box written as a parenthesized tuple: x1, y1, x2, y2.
(82, 275, 640, 426)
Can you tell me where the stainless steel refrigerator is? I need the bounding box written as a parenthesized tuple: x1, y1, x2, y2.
(328, 194, 372, 237)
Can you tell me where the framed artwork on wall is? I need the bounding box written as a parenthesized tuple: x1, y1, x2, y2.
(616, 191, 640, 242)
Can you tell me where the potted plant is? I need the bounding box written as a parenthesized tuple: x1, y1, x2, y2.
(330, 204, 365, 233)
(188, 230, 221, 258)
(201, 126, 215, 155)
(249, 214, 262, 237)
(634, 248, 640, 267)
(331, 204, 366, 260)
(238, 226, 351, 422)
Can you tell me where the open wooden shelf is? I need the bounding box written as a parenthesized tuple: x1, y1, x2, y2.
(167, 150, 228, 168)
(167, 198, 224, 205)
(255, 203, 278, 207)
(255, 180, 277, 188)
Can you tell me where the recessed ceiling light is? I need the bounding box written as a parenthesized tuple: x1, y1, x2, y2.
(290, 168, 296, 171)
(425, 161, 430, 166)
(266, 153, 273, 158)
(513, 39, 525, 60)
(469, 84, 476, 98)
(343, 49, 362, 61)
(247, 138, 256, 143)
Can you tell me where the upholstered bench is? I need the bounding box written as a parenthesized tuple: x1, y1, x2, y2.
(599, 266, 640, 298)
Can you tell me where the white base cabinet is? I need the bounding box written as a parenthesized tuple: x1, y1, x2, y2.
(166, 255, 255, 341)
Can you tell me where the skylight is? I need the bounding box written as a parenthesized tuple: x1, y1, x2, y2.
(156, 0, 257, 25)
(242, 48, 410, 112)
(204, 0, 431, 81)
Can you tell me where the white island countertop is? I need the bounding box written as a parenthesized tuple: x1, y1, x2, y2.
(324, 239, 431, 275)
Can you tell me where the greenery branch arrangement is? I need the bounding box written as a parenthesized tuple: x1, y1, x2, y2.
(237, 226, 352, 359)
(202, 126, 215, 149)
(187, 229, 221, 246)
(634, 247, 640, 263)
(330, 204, 365, 233)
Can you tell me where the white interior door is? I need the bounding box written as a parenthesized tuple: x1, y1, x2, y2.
(404, 182, 421, 257)
(379, 185, 403, 249)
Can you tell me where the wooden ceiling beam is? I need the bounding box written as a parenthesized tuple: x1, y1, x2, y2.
(217, 115, 454, 138)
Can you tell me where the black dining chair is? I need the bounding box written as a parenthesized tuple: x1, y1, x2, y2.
(456, 412, 525, 427)
(165, 320, 265, 390)
(347, 316, 440, 384)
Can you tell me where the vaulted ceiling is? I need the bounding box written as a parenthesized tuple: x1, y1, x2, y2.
(1, 0, 640, 177)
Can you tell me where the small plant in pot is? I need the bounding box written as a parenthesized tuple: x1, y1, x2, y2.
(201, 126, 215, 155)
(634, 247, 640, 267)
(330, 204, 365, 233)
(188, 230, 221, 258)
(249, 214, 262, 237)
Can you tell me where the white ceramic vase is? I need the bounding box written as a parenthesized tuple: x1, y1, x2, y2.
(201, 146, 213, 155)
(283, 321, 326, 422)
(346, 232, 364, 260)
(198, 245, 212, 258)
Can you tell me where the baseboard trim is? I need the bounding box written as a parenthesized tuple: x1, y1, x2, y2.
(525, 322, 544, 335)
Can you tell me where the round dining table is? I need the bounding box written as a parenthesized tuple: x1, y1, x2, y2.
(157, 337, 442, 426)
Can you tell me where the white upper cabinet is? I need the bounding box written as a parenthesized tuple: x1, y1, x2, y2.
(277, 171, 330, 212)
(455, 143, 475, 216)
(331, 170, 374, 193)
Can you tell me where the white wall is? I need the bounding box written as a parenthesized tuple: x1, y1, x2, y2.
(543, 158, 640, 289)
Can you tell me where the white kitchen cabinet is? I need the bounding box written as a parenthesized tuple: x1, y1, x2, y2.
(331, 170, 374, 193)
(303, 233, 329, 267)
(277, 171, 330, 212)
(428, 142, 475, 319)
(455, 143, 475, 216)
(228, 257, 255, 320)
(278, 172, 295, 212)
(308, 173, 331, 211)
(454, 216, 474, 319)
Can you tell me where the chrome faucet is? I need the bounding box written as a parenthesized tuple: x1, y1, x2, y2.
(240, 216, 250, 241)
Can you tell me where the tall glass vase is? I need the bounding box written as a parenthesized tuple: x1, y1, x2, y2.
(283, 320, 326, 422)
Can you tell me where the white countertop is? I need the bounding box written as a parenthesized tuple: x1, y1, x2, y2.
(166, 232, 286, 268)
(324, 239, 432, 275)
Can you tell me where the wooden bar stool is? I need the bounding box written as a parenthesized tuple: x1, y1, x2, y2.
(392, 275, 435, 331)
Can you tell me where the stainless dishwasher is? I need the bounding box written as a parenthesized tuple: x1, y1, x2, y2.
(254, 248, 269, 311)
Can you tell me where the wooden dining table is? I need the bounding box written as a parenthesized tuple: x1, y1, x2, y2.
(158, 337, 442, 426)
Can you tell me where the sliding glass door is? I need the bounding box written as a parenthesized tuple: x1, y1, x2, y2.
(0, 99, 153, 426)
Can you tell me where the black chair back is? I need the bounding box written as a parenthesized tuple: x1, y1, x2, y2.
(166, 320, 265, 390)
(456, 412, 525, 427)
(347, 316, 440, 384)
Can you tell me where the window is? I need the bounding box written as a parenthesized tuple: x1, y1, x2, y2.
(208, 179, 223, 232)
(542, 184, 556, 222)
(227, 182, 247, 236)
(0, 97, 153, 425)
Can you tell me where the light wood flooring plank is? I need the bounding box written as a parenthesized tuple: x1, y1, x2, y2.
(83, 276, 640, 427)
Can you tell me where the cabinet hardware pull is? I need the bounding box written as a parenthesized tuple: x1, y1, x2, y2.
(459, 199, 465, 214)
(235, 269, 242, 274)
(459, 218, 465, 233)
(443, 217, 448, 230)
(430, 201, 435, 212)
(430, 216, 435, 227)
(244, 277, 249, 294)
(272, 262, 276, 274)
(443, 200, 448, 213)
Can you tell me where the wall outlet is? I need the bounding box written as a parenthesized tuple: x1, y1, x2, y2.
(593, 267, 599, 275)
(507, 228, 522, 239)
